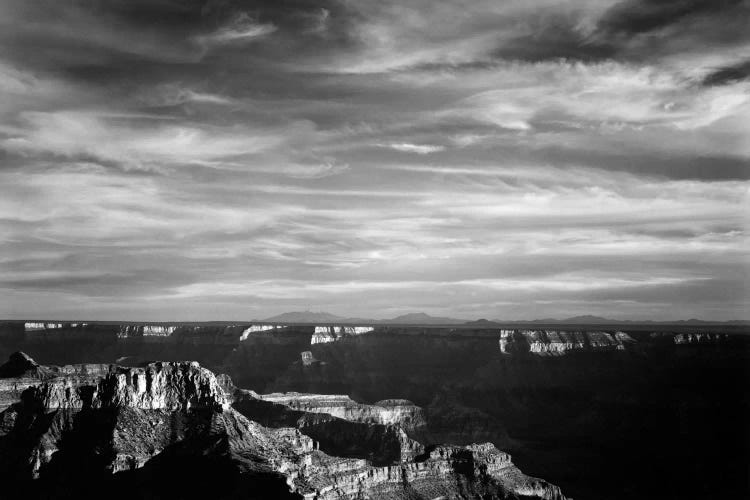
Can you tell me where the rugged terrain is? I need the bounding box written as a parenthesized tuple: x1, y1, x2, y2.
(0, 352, 565, 500)
(0, 321, 748, 499)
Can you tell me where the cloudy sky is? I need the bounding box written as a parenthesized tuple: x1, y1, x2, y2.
(0, 0, 748, 321)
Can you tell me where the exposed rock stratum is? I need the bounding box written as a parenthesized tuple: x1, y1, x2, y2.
(0, 352, 566, 500)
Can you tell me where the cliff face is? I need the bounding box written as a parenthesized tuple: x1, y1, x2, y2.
(0, 323, 747, 500)
(300, 443, 565, 500)
(673, 332, 729, 344)
(0, 358, 230, 481)
(311, 326, 374, 345)
(258, 392, 426, 430)
(240, 324, 285, 341)
(261, 330, 750, 500)
(25, 362, 227, 412)
(117, 325, 177, 338)
(0, 353, 567, 500)
(499, 330, 632, 355)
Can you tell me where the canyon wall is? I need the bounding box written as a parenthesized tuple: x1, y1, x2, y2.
(0, 321, 747, 499)
(0, 353, 567, 500)
(311, 326, 375, 345)
(499, 329, 637, 355)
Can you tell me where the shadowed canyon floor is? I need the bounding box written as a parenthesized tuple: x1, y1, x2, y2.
(0, 322, 748, 499)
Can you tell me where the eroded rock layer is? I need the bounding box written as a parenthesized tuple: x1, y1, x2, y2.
(311, 326, 375, 345)
(673, 332, 729, 344)
(499, 329, 635, 355)
(0, 353, 566, 500)
(1, 322, 746, 500)
(259, 392, 426, 429)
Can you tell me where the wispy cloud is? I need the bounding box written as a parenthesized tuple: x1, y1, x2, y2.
(0, 0, 747, 320)
(381, 143, 446, 154)
(193, 13, 277, 48)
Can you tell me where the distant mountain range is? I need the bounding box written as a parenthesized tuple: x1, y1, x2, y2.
(492, 315, 750, 326)
(263, 311, 360, 323)
(263, 310, 464, 324)
(382, 312, 465, 325)
(263, 311, 748, 326)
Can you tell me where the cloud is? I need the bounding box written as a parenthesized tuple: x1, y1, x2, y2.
(596, 0, 746, 36)
(2, 111, 282, 169)
(702, 59, 750, 86)
(193, 13, 277, 48)
(0, 0, 747, 320)
(382, 143, 446, 154)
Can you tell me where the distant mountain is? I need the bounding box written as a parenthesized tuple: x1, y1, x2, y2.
(382, 312, 465, 325)
(261, 310, 748, 326)
(493, 315, 750, 326)
(492, 315, 616, 325)
(558, 315, 614, 324)
(263, 311, 348, 323)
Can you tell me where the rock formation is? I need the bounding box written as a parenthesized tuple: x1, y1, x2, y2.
(1, 322, 746, 500)
(499, 329, 636, 355)
(0, 353, 567, 500)
(311, 326, 374, 345)
(258, 392, 426, 430)
(673, 332, 729, 344)
(614, 331, 637, 348)
(240, 324, 284, 341)
(24, 323, 66, 331)
(117, 325, 177, 338)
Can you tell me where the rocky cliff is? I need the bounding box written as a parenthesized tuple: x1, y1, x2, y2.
(0, 353, 567, 500)
(258, 392, 426, 430)
(499, 329, 635, 355)
(1, 322, 747, 500)
(673, 332, 729, 344)
(311, 326, 375, 345)
(117, 325, 177, 338)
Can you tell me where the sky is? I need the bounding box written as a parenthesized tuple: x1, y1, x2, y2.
(0, 0, 748, 321)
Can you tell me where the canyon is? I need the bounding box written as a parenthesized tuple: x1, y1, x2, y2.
(0, 352, 565, 500)
(0, 320, 747, 499)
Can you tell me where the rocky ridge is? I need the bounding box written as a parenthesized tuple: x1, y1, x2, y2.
(0, 353, 566, 500)
(258, 392, 426, 429)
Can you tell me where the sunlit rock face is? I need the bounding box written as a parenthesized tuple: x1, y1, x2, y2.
(242, 391, 429, 464)
(258, 392, 426, 430)
(300, 351, 317, 366)
(674, 333, 729, 344)
(498, 330, 515, 354)
(499, 330, 636, 356)
(117, 325, 177, 338)
(3, 360, 227, 412)
(614, 331, 637, 349)
(24, 323, 64, 332)
(228, 388, 425, 465)
(311, 326, 374, 345)
(299, 442, 566, 500)
(239, 324, 282, 341)
(0, 353, 567, 500)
